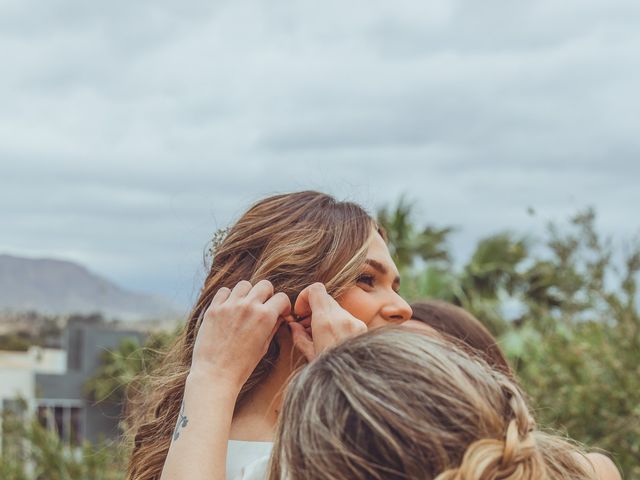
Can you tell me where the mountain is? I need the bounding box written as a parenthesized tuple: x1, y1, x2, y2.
(0, 254, 180, 321)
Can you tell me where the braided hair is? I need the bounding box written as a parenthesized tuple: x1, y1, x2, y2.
(269, 327, 596, 480)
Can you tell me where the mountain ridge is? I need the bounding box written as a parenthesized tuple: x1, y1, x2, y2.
(0, 254, 179, 321)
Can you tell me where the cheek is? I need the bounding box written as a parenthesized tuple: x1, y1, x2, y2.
(338, 288, 377, 326)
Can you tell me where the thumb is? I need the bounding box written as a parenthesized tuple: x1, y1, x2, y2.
(290, 322, 316, 362)
(295, 282, 332, 318)
(293, 284, 313, 318)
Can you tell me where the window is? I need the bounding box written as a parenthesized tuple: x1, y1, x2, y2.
(36, 403, 84, 446)
(70, 407, 83, 445)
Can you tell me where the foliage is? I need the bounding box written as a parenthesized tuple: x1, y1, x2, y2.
(0, 332, 32, 351)
(379, 198, 639, 478)
(0, 311, 64, 349)
(84, 328, 177, 405)
(377, 196, 454, 270)
(0, 407, 126, 480)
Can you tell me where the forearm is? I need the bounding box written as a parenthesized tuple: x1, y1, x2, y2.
(160, 368, 240, 480)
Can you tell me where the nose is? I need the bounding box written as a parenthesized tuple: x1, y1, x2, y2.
(381, 292, 413, 323)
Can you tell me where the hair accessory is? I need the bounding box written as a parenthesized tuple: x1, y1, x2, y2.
(207, 227, 230, 259)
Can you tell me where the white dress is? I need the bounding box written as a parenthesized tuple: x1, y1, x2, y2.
(227, 440, 273, 480)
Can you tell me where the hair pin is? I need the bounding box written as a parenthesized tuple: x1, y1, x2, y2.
(207, 227, 230, 259)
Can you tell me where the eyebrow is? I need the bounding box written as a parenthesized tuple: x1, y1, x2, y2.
(365, 259, 401, 286)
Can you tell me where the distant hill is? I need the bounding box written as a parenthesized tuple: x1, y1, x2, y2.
(0, 254, 180, 321)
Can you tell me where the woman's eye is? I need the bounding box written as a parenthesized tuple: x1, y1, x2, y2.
(356, 274, 375, 287)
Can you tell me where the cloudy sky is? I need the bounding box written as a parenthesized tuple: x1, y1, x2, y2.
(1, 0, 638, 308)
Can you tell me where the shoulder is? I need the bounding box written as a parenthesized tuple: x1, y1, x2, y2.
(583, 453, 621, 480)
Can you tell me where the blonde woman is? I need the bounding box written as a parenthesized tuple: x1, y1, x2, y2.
(270, 327, 621, 480)
(126, 191, 412, 479)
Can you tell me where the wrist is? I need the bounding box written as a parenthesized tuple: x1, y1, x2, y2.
(187, 365, 245, 396)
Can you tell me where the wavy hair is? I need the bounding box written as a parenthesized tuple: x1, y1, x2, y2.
(269, 328, 596, 480)
(126, 191, 378, 480)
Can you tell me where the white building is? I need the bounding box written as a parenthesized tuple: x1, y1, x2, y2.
(0, 346, 67, 406)
(0, 346, 66, 452)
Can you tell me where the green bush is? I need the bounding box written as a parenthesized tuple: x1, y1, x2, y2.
(380, 202, 639, 478)
(1, 408, 127, 480)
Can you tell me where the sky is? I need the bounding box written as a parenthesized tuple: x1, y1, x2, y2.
(1, 0, 638, 308)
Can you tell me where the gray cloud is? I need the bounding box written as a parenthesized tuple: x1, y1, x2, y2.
(1, 0, 638, 306)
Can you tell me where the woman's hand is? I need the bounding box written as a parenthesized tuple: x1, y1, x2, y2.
(191, 279, 291, 391)
(290, 282, 366, 361)
(162, 280, 289, 480)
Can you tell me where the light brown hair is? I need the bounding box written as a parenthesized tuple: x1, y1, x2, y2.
(126, 191, 378, 480)
(269, 328, 595, 480)
(410, 300, 513, 378)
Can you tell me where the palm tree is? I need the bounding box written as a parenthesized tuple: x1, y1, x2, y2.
(460, 233, 528, 299)
(377, 196, 453, 271)
(84, 329, 177, 406)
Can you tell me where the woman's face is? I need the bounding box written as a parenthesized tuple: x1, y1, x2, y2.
(338, 232, 413, 328)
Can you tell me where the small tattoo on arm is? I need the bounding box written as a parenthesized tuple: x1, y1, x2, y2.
(173, 400, 189, 441)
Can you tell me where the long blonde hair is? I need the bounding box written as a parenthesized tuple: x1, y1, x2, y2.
(269, 328, 596, 480)
(126, 191, 379, 480)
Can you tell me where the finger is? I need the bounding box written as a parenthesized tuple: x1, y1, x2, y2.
(290, 322, 315, 361)
(294, 283, 328, 317)
(265, 292, 292, 318)
(282, 314, 297, 323)
(293, 285, 312, 318)
(229, 280, 253, 300)
(268, 316, 285, 341)
(211, 286, 231, 306)
(246, 279, 274, 304)
(351, 319, 367, 335)
(306, 283, 338, 314)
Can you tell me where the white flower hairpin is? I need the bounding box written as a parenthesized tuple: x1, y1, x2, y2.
(207, 227, 230, 260)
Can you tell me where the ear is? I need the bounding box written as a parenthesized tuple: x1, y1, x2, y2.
(290, 322, 316, 362)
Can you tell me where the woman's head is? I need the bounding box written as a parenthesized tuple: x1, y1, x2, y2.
(270, 328, 594, 480)
(177, 192, 372, 395)
(408, 300, 513, 378)
(191, 191, 410, 394)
